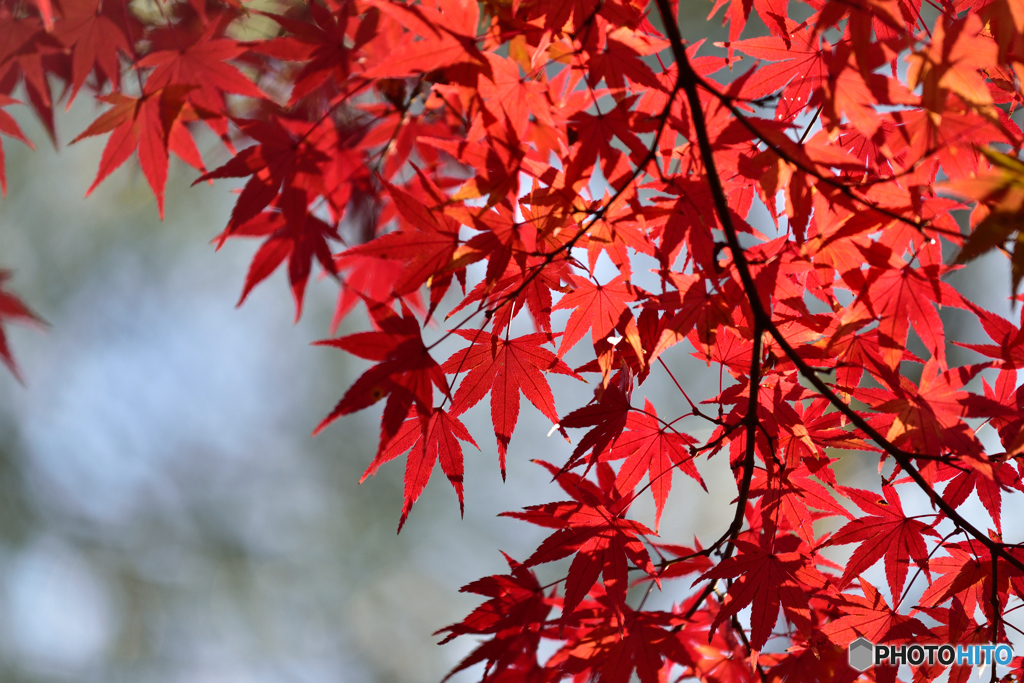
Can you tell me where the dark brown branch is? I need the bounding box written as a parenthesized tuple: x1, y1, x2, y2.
(992, 553, 1001, 683)
(731, 611, 768, 678)
(673, 280, 763, 624)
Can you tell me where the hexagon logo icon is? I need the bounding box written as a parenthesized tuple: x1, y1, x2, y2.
(848, 637, 875, 672)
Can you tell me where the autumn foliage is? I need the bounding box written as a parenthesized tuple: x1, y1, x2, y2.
(7, 0, 1024, 679)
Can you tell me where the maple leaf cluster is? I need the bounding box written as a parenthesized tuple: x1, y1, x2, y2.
(8, 0, 1024, 679)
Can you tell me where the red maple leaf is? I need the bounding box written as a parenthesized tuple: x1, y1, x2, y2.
(258, 2, 357, 107)
(851, 359, 986, 458)
(443, 329, 580, 477)
(71, 86, 194, 217)
(314, 303, 449, 453)
(955, 301, 1024, 368)
(435, 552, 553, 682)
(820, 577, 934, 647)
(560, 382, 633, 467)
(0, 14, 61, 142)
(502, 461, 657, 621)
(196, 116, 331, 231)
(603, 399, 703, 531)
(698, 539, 828, 651)
(822, 485, 940, 603)
(546, 600, 694, 683)
(939, 459, 1022, 533)
(553, 273, 642, 361)
(138, 23, 265, 130)
(358, 407, 478, 531)
(750, 461, 854, 545)
(732, 29, 828, 121)
(856, 262, 962, 371)
(918, 540, 1024, 621)
(330, 253, 424, 332)
(226, 193, 340, 320)
(345, 181, 465, 301)
(0, 271, 42, 381)
(53, 0, 132, 105)
(360, 0, 487, 79)
(0, 95, 32, 195)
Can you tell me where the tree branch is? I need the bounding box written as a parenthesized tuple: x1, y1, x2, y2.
(652, 0, 1024, 580)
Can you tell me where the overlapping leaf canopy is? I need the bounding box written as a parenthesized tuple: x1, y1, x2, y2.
(5, 0, 1024, 679)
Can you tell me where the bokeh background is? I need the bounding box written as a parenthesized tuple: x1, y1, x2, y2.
(0, 8, 1022, 681)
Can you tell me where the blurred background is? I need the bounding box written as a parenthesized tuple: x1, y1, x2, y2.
(0, 17, 1022, 682)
